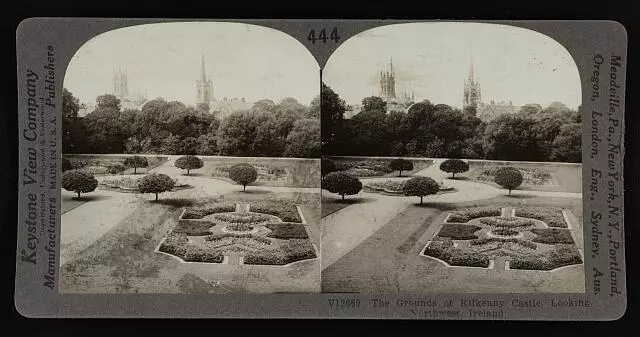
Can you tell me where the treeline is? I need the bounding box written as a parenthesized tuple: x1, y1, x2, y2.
(321, 84, 582, 163)
(62, 89, 321, 158)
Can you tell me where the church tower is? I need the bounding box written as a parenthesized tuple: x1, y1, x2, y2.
(379, 58, 396, 101)
(196, 54, 214, 106)
(113, 69, 129, 102)
(463, 57, 481, 109)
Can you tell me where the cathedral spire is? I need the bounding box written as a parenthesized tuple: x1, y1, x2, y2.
(390, 57, 394, 75)
(468, 55, 474, 82)
(200, 54, 207, 82)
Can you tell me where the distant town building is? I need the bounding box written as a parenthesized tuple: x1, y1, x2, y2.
(197, 54, 253, 118)
(475, 100, 522, 122)
(463, 58, 481, 109)
(112, 68, 148, 110)
(378, 58, 415, 113)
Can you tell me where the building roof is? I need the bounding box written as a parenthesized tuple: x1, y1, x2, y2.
(476, 102, 521, 122)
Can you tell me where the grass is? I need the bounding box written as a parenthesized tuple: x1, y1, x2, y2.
(436, 224, 482, 240)
(265, 223, 309, 239)
(531, 228, 575, 244)
(515, 207, 567, 228)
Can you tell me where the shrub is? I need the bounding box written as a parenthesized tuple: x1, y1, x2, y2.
(138, 173, 175, 201)
(531, 228, 574, 244)
(494, 167, 523, 196)
(323, 172, 363, 200)
(124, 155, 149, 174)
(322, 158, 337, 178)
(213, 212, 273, 224)
(62, 158, 72, 172)
(266, 223, 309, 239)
(174, 155, 204, 175)
(403, 176, 439, 205)
(182, 203, 236, 219)
(514, 207, 567, 228)
(479, 217, 535, 228)
(250, 201, 302, 223)
(229, 163, 258, 191)
(227, 223, 254, 232)
(389, 158, 414, 177)
(446, 207, 502, 223)
(107, 162, 126, 174)
(437, 224, 482, 240)
(510, 244, 582, 270)
(439, 159, 469, 179)
(62, 170, 98, 199)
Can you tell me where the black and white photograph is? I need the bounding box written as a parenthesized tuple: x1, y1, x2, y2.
(59, 22, 322, 294)
(320, 22, 585, 294)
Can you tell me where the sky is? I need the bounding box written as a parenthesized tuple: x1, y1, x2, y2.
(64, 22, 319, 108)
(323, 22, 581, 109)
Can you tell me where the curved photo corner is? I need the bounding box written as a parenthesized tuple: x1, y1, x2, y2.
(59, 21, 321, 294)
(320, 21, 585, 295)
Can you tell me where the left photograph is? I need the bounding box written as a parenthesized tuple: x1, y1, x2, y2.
(59, 22, 321, 294)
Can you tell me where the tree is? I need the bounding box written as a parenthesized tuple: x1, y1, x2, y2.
(361, 96, 387, 114)
(322, 172, 362, 200)
(321, 158, 337, 178)
(62, 88, 81, 153)
(62, 171, 98, 199)
(439, 159, 470, 179)
(403, 176, 440, 205)
(550, 123, 581, 163)
(124, 155, 149, 174)
(174, 155, 204, 175)
(229, 164, 258, 191)
(62, 157, 72, 172)
(321, 83, 347, 152)
(283, 119, 321, 158)
(124, 136, 142, 154)
(217, 110, 284, 157)
(389, 158, 414, 177)
(138, 173, 175, 201)
(494, 167, 523, 196)
(96, 94, 121, 110)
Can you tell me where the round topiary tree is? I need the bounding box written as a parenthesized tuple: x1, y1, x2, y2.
(494, 166, 523, 196)
(62, 170, 98, 199)
(321, 158, 337, 178)
(62, 157, 72, 172)
(389, 158, 414, 177)
(124, 155, 149, 174)
(138, 173, 175, 201)
(439, 159, 469, 179)
(229, 163, 258, 191)
(322, 172, 362, 200)
(174, 155, 204, 175)
(403, 176, 440, 205)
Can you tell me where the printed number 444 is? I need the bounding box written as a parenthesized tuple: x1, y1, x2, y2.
(308, 28, 340, 44)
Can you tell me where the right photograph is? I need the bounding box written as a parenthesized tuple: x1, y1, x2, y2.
(321, 22, 584, 293)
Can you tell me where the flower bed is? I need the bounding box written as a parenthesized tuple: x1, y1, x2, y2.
(509, 244, 582, 270)
(227, 223, 254, 232)
(446, 207, 502, 223)
(492, 228, 519, 237)
(531, 228, 575, 244)
(100, 176, 193, 193)
(249, 201, 302, 223)
(364, 180, 406, 193)
(514, 207, 567, 228)
(213, 212, 274, 224)
(265, 223, 309, 239)
(243, 239, 316, 265)
(213, 164, 286, 183)
(172, 220, 215, 236)
(479, 217, 535, 229)
(437, 224, 482, 240)
(205, 233, 272, 245)
(476, 166, 552, 185)
(470, 237, 537, 250)
(182, 203, 236, 219)
(158, 233, 224, 263)
(423, 239, 490, 268)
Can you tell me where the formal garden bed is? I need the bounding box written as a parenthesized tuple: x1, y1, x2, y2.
(329, 158, 433, 178)
(99, 176, 193, 193)
(63, 156, 167, 175)
(470, 164, 553, 186)
(423, 208, 582, 271)
(363, 179, 455, 195)
(158, 202, 316, 266)
(514, 207, 568, 228)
